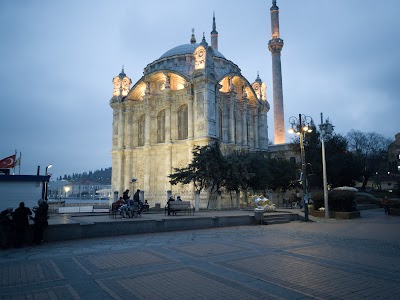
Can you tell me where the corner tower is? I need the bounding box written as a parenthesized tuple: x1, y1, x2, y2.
(268, 0, 285, 144)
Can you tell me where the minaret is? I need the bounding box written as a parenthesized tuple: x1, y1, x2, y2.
(268, 0, 285, 144)
(210, 12, 218, 51)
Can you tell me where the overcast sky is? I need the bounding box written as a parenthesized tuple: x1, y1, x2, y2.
(1, 0, 399, 179)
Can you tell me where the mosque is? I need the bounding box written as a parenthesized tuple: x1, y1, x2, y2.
(109, 1, 286, 207)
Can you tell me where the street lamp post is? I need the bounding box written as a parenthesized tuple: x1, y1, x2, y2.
(131, 178, 137, 194)
(44, 164, 53, 200)
(319, 113, 334, 218)
(289, 114, 314, 222)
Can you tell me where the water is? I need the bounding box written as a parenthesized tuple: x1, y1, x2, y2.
(49, 198, 110, 205)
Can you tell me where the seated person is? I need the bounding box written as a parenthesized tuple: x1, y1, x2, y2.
(115, 197, 124, 209)
(167, 196, 175, 216)
(127, 198, 135, 217)
(176, 196, 182, 201)
(143, 200, 150, 212)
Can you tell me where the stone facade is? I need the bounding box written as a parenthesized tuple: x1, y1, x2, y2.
(110, 29, 270, 208)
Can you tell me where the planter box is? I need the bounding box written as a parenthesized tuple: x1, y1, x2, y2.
(333, 211, 360, 219)
(310, 210, 334, 218)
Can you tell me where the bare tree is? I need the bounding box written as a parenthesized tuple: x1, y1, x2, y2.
(347, 130, 392, 190)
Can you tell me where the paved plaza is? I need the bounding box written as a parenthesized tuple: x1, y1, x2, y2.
(0, 209, 399, 299)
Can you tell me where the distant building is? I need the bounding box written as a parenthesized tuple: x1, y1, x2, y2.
(48, 180, 111, 199)
(0, 175, 50, 210)
(388, 133, 400, 173)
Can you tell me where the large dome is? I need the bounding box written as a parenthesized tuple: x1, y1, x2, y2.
(160, 43, 225, 59)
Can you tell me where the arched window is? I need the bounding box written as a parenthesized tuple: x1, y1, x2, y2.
(178, 105, 188, 140)
(157, 110, 166, 143)
(138, 115, 145, 146)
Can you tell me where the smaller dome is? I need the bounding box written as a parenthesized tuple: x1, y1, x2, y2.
(160, 43, 225, 59)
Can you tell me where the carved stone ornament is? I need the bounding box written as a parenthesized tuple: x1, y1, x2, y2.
(194, 46, 206, 70)
(113, 77, 121, 96)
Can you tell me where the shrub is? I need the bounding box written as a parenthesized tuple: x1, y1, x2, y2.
(311, 191, 324, 210)
(329, 190, 357, 212)
(311, 190, 357, 212)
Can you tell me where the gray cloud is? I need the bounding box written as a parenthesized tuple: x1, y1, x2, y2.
(0, 0, 398, 179)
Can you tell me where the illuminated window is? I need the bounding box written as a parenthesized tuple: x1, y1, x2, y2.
(157, 110, 166, 143)
(177, 105, 188, 140)
(138, 115, 145, 146)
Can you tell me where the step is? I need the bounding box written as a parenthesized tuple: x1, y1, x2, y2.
(262, 215, 291, 225)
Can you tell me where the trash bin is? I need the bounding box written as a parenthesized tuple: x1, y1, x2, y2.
(254, 209, 264, 225)
(155, 203, 161, 210)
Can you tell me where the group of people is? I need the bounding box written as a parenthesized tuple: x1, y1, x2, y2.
(0, 199, 49, 248)
(114, 189, 147, 218)
(167, 195, 182, 215)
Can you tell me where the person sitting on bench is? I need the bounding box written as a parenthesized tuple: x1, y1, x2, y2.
(167, 196, 175, 215)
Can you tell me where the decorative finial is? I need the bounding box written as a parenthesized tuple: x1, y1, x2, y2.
(190, 28, 196, 44)
(255, 71, 262, 83)
(119, 65, 126, 78)
(200, 32, 208, 47)
(211, 11, 218, 34)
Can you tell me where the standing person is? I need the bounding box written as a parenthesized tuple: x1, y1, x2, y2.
(133, 189, 140, 203)
(13, 202, 32, 247)
(133, 189, 141, 217)
(32, 199, 48, 245)
(122, 189, 130, 201)
(381, 196, 391, 215)
(0, 208, 13, 249)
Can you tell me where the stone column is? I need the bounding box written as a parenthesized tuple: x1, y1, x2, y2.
(117, 106, 125, 150)
(242, 99, 248, 147)
(117, 106, 125, 192)
(228, 96, 235, 143)
(194, 191, 200, 211)
(254, 108, 259, 149)
(187, 96, 194, 139)
(144, 97, 151, 146)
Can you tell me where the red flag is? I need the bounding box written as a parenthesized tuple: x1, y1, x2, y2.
(0, 155, 16, 168)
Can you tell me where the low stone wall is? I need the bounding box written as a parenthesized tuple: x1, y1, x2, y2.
(310, 210, 334, 218)
(44, 215, 254, 242)
(390, 208, 400, 216)
(333, 211, 361, 219)
(310, 210, 360, 219)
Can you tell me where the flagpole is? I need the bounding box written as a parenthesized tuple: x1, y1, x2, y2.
(18, 152, 21, 175)
(13, 149, 17, 175)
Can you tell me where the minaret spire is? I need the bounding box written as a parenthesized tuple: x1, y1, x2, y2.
(210, 11, 219, 51)
(268, 0, 285, 144)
